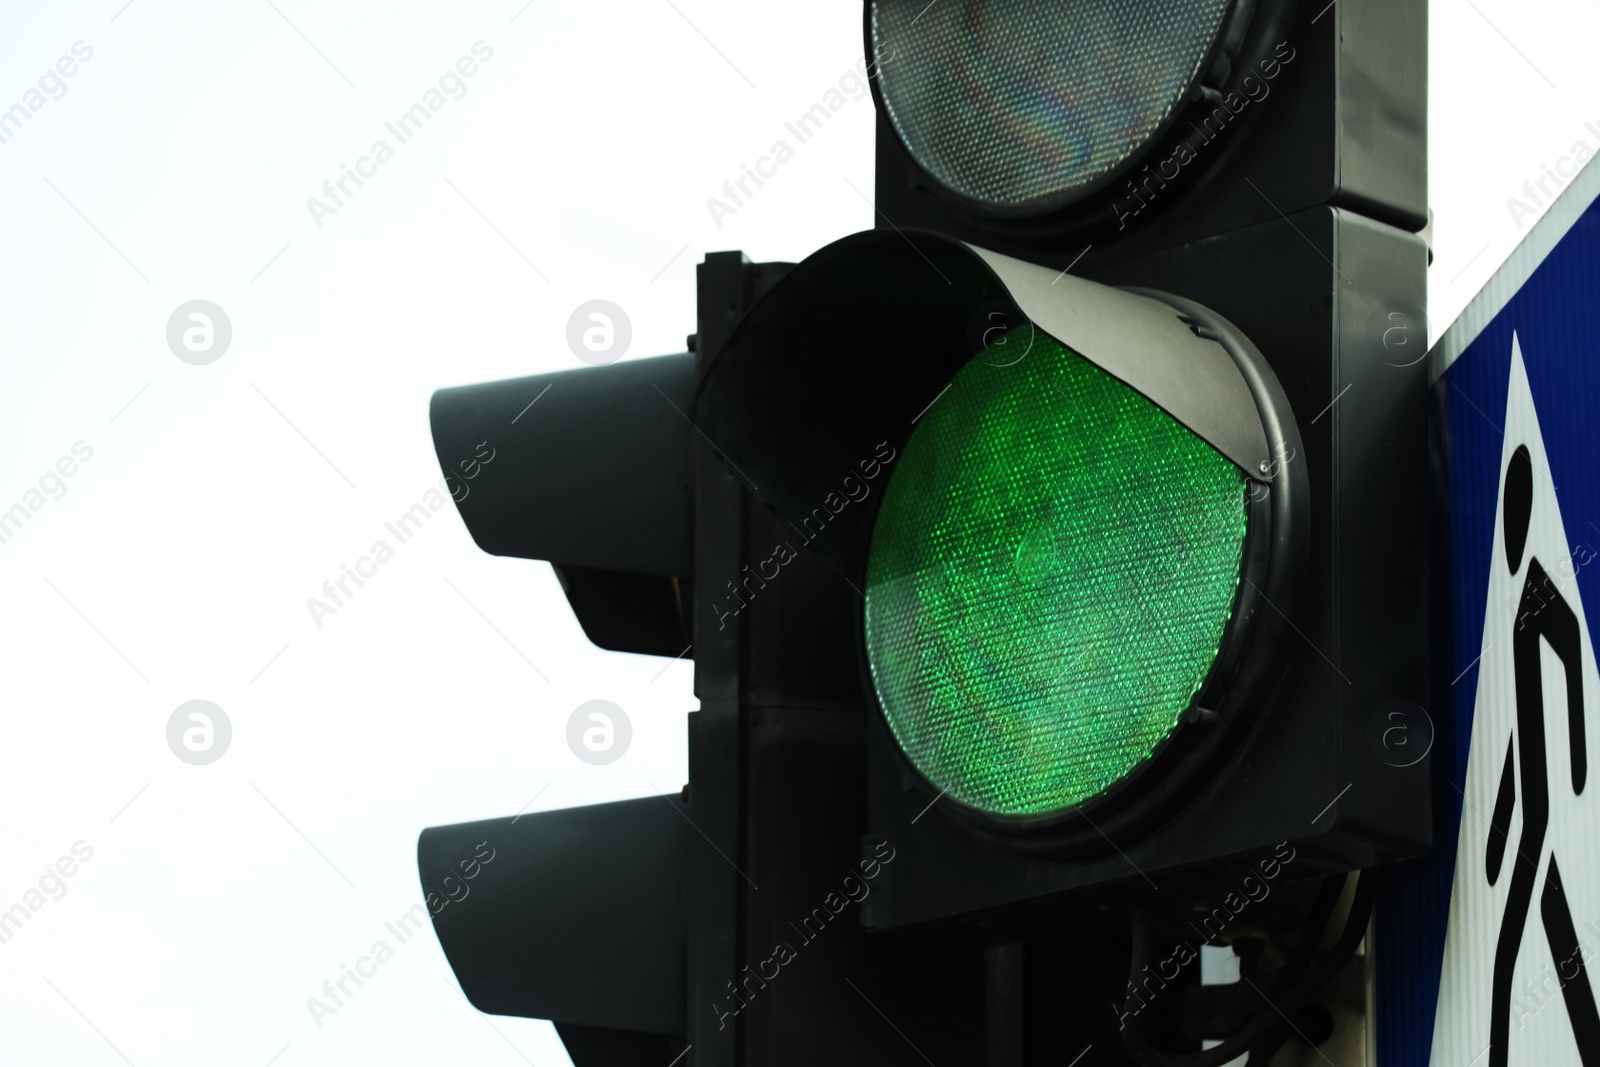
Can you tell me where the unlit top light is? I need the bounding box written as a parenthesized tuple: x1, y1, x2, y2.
(870, 0, 1231, 213)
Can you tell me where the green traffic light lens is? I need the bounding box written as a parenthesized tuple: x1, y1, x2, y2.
(864, 327, 1250, 819)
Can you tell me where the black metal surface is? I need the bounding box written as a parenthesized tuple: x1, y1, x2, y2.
(732, 504, 983, 1067)
(691, 236, 991, 580)
(429, 351, 695, 577)
(555, 1025, 683, 1067)
(688, 251, 757, 1067)
(552, 563, 690, 658)
(685, 253, 991, 1067)
(984, 943, 1026, 1067)
(419, 798, 688, 1034)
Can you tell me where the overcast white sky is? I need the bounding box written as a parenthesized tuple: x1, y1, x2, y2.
(0, 2, 1596, 1064)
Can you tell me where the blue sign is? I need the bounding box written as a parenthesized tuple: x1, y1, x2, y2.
(1381, 158, 1600, 1065)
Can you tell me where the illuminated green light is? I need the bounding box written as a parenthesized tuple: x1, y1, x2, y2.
(864, 327, 1249, 818)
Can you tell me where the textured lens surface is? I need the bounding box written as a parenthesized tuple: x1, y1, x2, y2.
(870, 0, 1231, 212)
(864, 329, 1248, 817)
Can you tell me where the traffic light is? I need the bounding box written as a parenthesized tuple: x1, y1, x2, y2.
(419, 1, 1429, 1064)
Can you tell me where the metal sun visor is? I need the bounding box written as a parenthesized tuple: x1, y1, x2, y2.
(418, 797, 689, 1035)
(429, 353, 696, 656)
(690, 228, 1272, 578)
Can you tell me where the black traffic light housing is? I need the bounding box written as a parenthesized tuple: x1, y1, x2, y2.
(416, 0, 1429, 1063)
